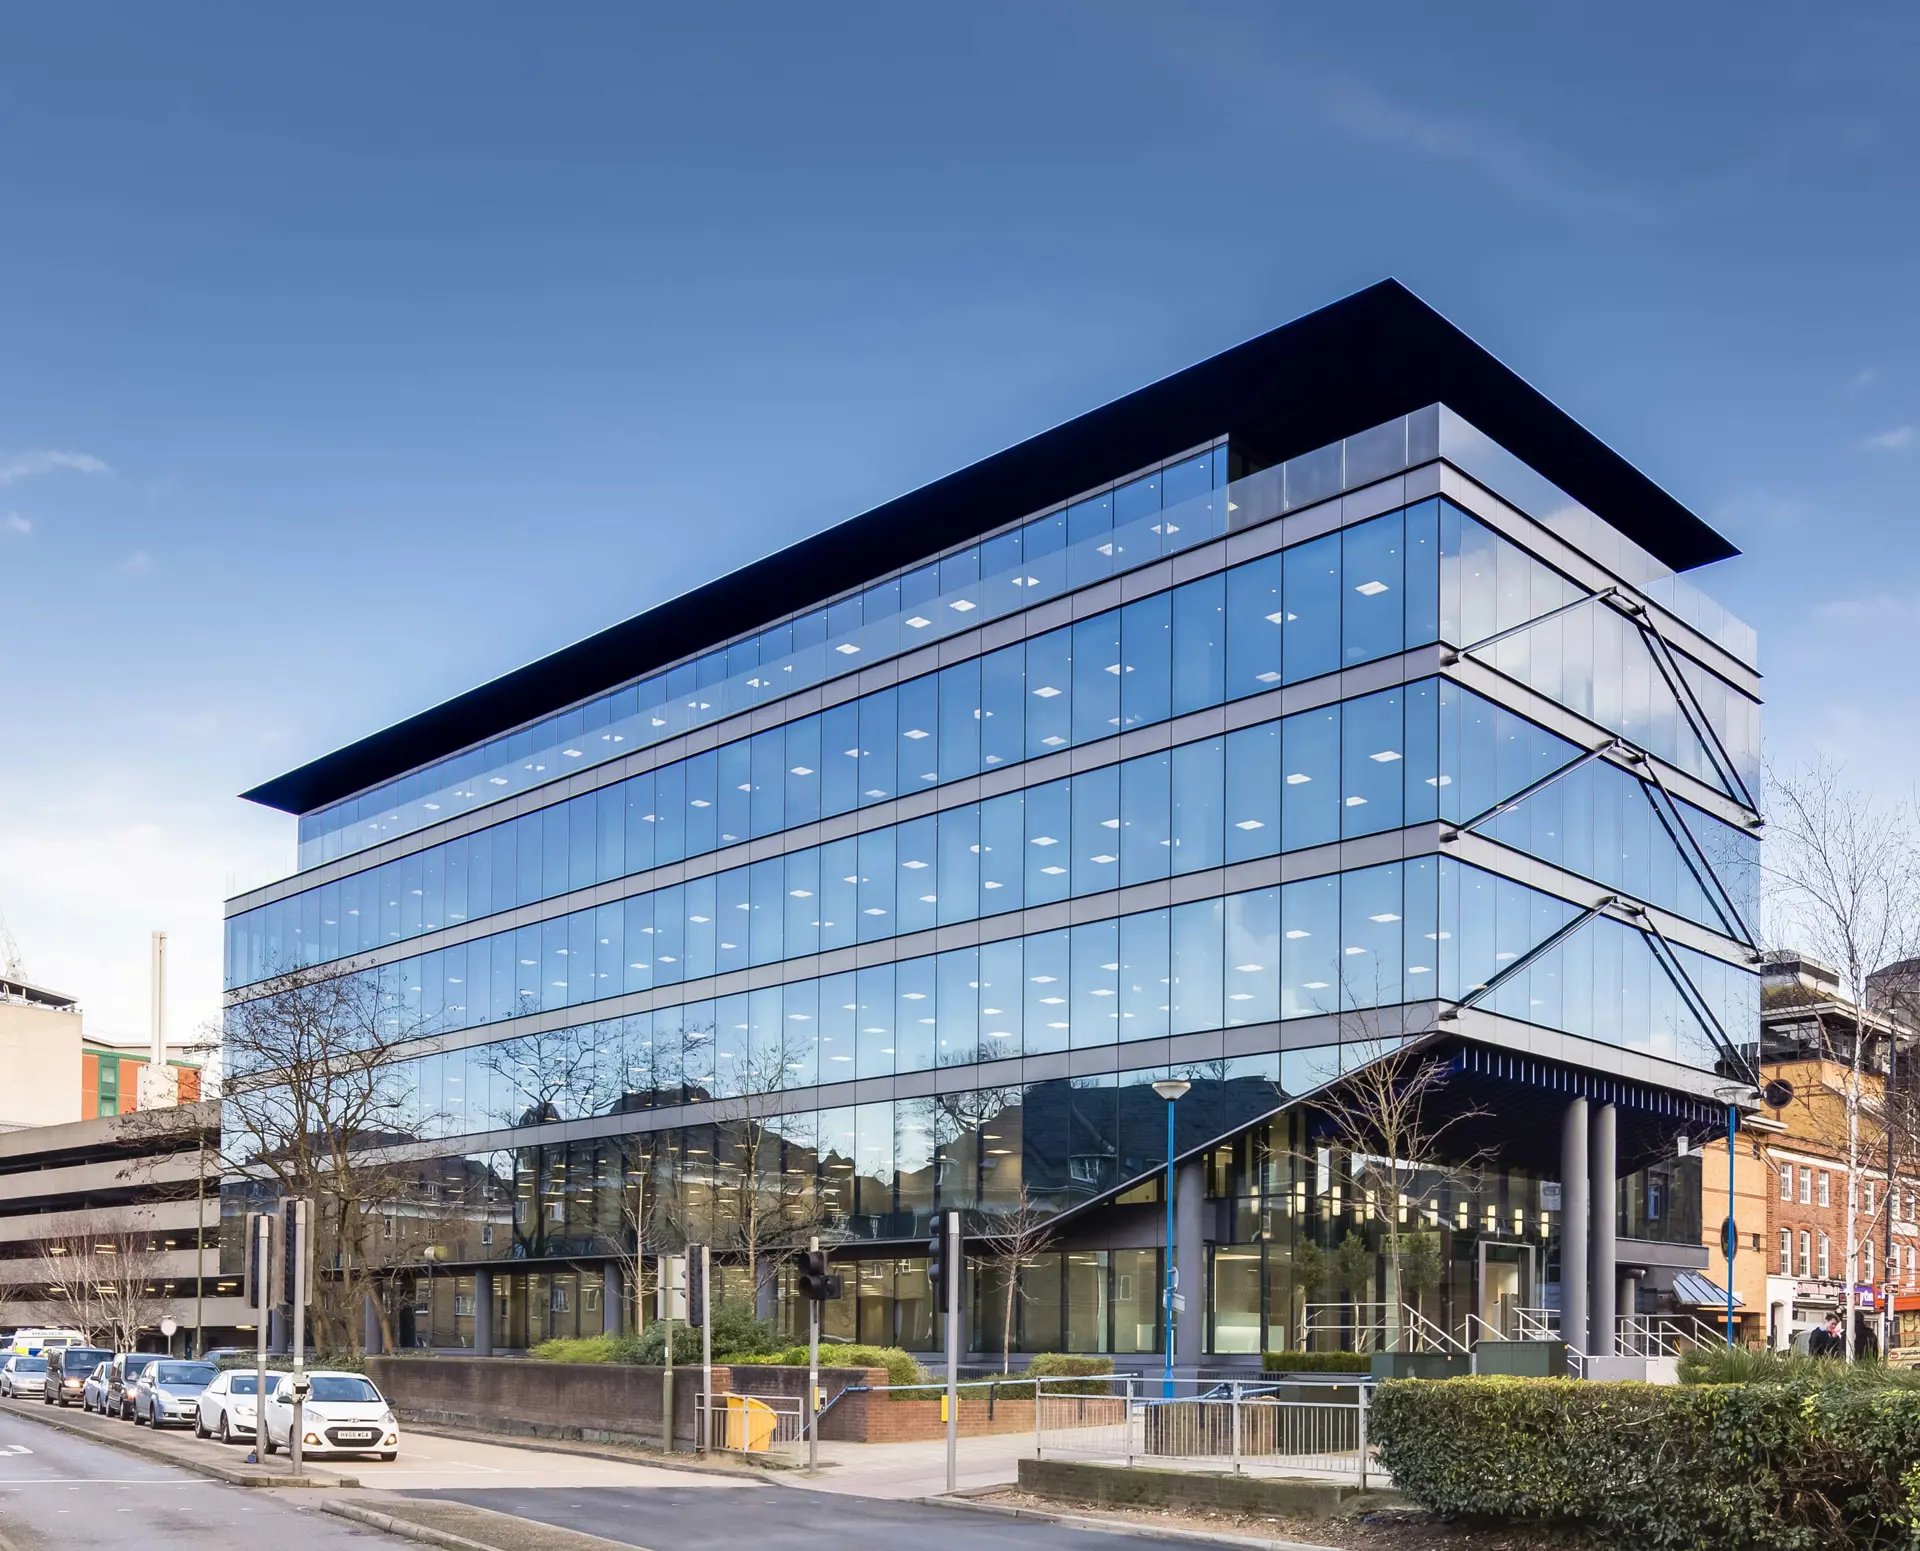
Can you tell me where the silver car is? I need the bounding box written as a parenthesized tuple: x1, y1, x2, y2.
(0, 1355, 47, 1398)
(81, 1362, 112, 1413)
(131, 1360, 217, 1429)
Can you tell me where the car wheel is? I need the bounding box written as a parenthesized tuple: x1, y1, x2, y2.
(263, 1429, 277, 1455)
(218, 1415, 231, 1445)
(195, 1412, 208, 1439)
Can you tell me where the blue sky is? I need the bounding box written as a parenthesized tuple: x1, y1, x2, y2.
(1, 2, 1916, 1042)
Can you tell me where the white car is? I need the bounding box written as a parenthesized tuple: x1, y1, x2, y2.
(0, 1355, 48, 1398)
(194, 1368, 278, 1445)
(261, 1371, 399, 1462)
(81, 1362, 112, 1413)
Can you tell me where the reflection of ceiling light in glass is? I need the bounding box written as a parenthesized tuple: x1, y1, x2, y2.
(1091, 853, 1116, 864)
(1236, 964, 1263, 973)
(790, 765, 814, 776)
(1370, 749, 1402, 763)
(1236, 820, 1264, 831)
(1354, 581, 1390, 596)
(903, 728, 929, 739)
(1256, 671, 1281, 683)
(1286, 773, 1311, 785)
(903, 859, 928, 869)
(1031, 836, 1058, 846)
(905, 616, 931, 629)
(1285, 929, 1310, 939)
(950, 599, 976, 612)
(1369, 913, 1402, 923)
(1304, 980, 1329, 990)
(1345, 946, 1367, 956)
(835, 642, 860, 655)
(1345, 795, 1368, 806)
(1425, 775, 1452, 786)
(1042, 735, 1066, 746)
(1042, 864, 1066, 874)
(1033, 685, 1061, 698)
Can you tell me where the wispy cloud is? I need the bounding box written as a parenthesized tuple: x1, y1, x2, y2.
(1863, 425, 1914, 451)
(2, 512, 27, 536)
(0, 449, 109, 485)
(118, 550, 154, 575)
(1304, 73, 1657, 223)
(1846, 367, 1880, 392)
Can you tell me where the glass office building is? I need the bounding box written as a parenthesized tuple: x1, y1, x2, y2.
(227, 282, 1761, 1363)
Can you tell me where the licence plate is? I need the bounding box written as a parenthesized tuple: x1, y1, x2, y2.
(336, 1430, 376, 1442)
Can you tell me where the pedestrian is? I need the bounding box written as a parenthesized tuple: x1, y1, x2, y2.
(1810, 1314, 1842, 1358)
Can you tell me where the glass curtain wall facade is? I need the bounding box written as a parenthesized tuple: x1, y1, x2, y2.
(228, 387, 1761, 1358)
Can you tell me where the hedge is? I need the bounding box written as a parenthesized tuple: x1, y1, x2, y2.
(1370, 1375, 1920, 1550)
(1262, 1350, 1372, 1373)
(728, 1343, 929, 1394)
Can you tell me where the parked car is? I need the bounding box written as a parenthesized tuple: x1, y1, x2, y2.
(194, 1368, 277, 1444)
(131, 1360, 217, 1429)
(0, 1356, 48, 1398)
(262, 1371, 398, 1461)
(81, 1362, 112, 1414)
(45, 1346, 112, 1408)
(107, 1354, 157, 1420)
(198, 1347, 252, 1366)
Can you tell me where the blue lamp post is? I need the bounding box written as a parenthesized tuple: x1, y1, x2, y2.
(1152, 1078, 1190, 1398)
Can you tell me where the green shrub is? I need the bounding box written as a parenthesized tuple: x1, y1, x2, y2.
(531, 1334, 630, 1364)
(1370, 1374, 1920, 1549)
(1681, 1344, 1920, 1391)
(744, 1343, 928, 1393)
(1262, 1350, 1372, 1373)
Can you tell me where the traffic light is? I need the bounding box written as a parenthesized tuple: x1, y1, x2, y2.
(927, 1215, 951, 1313)
(797, 1248, 842, 1301)
(242, 1211, 276, 1312)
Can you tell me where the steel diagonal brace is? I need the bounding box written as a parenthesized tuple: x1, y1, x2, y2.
(1437, 897, 1616, 1022)
(1622, 749, 1760, 951)
(1440, 741, 1624, 843)
(1622, 903, 1760, 1088)
(1446, 588, 1619, 665)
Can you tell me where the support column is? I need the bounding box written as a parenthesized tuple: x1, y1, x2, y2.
(1589, 1104, 1617, 1359)
(1174, 1157, 1206, 1373)
(1560, 1098, 1590, 1357)
(362, 1291, 384, 1355)
(603, 1262, 625, 1337)
(474, 1270, 495, 1357)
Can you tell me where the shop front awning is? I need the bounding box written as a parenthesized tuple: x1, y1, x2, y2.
(1674, 1271, 1743, 1308)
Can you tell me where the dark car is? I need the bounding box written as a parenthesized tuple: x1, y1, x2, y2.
(107, 1353, 157, 1420)
(44, 1346, 112, 1408)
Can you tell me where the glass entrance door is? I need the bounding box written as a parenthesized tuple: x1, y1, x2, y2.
(1478, 1242, 1534, 1338)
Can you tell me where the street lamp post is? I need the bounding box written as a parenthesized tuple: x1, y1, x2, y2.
(1151, 1079, 1190, 1398)
(1714, 1084, 1755, 1349)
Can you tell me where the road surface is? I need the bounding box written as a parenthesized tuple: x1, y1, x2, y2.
(0, 1408, 381, 1551)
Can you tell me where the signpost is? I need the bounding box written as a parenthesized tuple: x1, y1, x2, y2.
(283, 1199, 312, 1476)
(243, 1211, 274, 1465)
(656, 1253, 686, 1453)
(689, 1244, 711, 1457)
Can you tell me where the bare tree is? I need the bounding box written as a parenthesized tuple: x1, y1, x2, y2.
(1312, 1022, 1487, 1353)
(33, 1209, 172, 1351)
(204, 964, 430, 1355)
(713, 1029, 825, 1313)
(1766, 757, 1920, 1358)
(977, 1186, 1054, 1371)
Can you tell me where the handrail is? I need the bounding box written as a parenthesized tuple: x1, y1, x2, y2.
(1401, 1304, 1469, 1356)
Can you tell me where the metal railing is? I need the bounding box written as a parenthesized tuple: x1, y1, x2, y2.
(1033, 1374, 1377, 1487)
(1400, 1305, 1469, 1356)
(1302, 1302, 1391, 1354)
(697, 1390, 808, 1457)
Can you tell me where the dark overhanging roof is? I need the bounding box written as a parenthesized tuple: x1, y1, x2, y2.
(245, 278, 1737, 816)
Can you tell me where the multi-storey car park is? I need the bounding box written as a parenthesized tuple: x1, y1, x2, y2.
(224, 281, 1761, 1369)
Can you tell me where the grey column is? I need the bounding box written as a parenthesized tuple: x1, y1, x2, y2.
(362, 1292, 383, 1355)
(1589, 1104, 1617, 1359)
(474, 1270, 495, 1357)
(1174, 1157, 1206, 1371)
(1559, 1098, 1590, 1356)
(603, 1262, 625, 1336)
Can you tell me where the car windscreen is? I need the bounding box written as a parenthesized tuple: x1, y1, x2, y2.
(59, 1349, 111, 1371)
(308, 1376, 381, 1404)
(151, 1363, 216, 1386)
(15, 1358, 46, 1373)
(225, 1373, 266, 1395)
